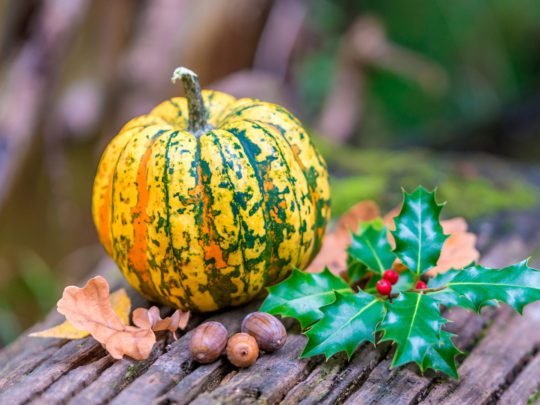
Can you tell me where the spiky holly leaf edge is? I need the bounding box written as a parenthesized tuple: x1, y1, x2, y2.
(391, 186, 449, 276)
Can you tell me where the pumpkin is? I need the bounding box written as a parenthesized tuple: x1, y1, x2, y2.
(92, 67, 330, 312)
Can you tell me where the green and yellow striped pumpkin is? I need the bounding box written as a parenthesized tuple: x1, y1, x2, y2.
(92, 67, 330, 312)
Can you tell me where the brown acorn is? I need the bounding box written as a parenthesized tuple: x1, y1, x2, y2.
(241, 312, 287, 352)
(226, 333, 259, 367)
(190, 321, 228, 364)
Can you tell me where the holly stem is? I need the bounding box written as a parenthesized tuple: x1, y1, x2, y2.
(375, 285, 448, 301)
(171, 67, 211, 136)
(379, 292, 400, 301)
(406, 285, 448, 294)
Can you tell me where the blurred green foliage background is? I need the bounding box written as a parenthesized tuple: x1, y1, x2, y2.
(299, 0, 540, 154)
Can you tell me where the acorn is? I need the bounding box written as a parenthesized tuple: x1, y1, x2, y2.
(190, 321, 228, 364)
(241, 312, 287, 352)
(226, 333, 259, 368)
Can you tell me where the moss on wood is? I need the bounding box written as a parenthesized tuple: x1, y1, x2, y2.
(312, 135, 538, 219)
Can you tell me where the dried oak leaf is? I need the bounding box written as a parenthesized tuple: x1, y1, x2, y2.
(56, 276, 155, 360)
(132, 306, 190, 340)
(30, 288, 131, 339)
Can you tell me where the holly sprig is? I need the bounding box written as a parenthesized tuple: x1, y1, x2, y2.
(260, 186, 540, 379)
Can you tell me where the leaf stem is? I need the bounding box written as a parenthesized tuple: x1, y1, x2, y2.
(379, 292, 400, 301)
(406, 285, 448, 294)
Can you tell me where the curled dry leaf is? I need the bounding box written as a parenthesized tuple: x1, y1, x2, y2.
(132, 306, 190, 340)
(29, 288, 131, 339)
(56, 276, 155, 360)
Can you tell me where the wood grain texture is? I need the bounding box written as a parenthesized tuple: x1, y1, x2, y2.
(424, 303, 540, 405)
(70, 339, 168, 404)
(0, 337, 104, 403)
(155, 359, 231, 405)
(29, 356, 113, 405)
(191, 333, 316, 405)
(498, 354, 540, 405)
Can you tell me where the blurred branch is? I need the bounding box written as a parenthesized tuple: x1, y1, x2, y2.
(253, 0, 307, 80)
(111, 0, 192, 125)
(0, 0, 39, 62)
(211, 0, 306, 110)
(346, 17, 449, 95)
(317, 16, 449, 143)
(41, 0, 136, 232)
(406, 94, 540, 157)
(0, 0, 90, 212)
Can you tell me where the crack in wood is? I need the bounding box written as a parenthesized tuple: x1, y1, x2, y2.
(498, 352, 540, 405)
(69, 338, 169, 404)
(155, 360, 234, 405)
(421, 302, 540, 404)
(0, 338, 105, 403)
(487, 345, 540, 404)
(29, 355, 114, 404)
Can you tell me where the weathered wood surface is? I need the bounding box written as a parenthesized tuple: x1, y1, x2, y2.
(1, 166, 540, 404)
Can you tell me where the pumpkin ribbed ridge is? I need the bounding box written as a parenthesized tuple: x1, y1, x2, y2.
(93, 90, 330, 312)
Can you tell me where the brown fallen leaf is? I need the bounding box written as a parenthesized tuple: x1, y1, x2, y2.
(307, 200, 380, 275)
(334, 200, 381, 236)
(29, 288, 131, 339)
(132, 306, 190, 340)
(428, 217, 479, 276)
(57, 276, 155, 360)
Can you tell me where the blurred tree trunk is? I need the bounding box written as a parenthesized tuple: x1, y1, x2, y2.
(0, 0, 91, 212)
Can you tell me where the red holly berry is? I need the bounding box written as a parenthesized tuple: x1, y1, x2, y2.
(383, 270, 399, 285)
(416, 280, 428, 290)
(376, 279, 392, 295)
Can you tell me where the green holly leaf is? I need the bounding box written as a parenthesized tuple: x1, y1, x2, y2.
(422, 330, 461, 379)
(358, 217, 385, 233)
(260, 268, 352, 328)
(301, 291, 385, 359)
(428, 270, 475, 310)
(391, 187, 448, 275)
(395, 271, 415, 292)
(378, 292, 446, 368)
(447, 260, 540, 313)
(347, 256, 368, 284)
(348, 224, 396, 274)
(429, 270, 461, 288)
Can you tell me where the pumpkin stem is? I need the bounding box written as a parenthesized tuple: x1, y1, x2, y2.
(171, 67, 211, 135)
